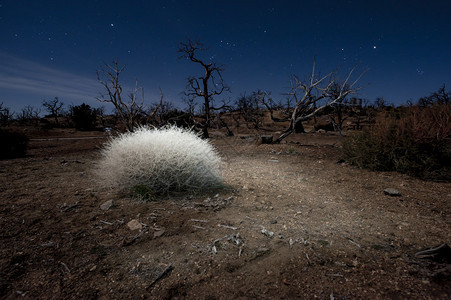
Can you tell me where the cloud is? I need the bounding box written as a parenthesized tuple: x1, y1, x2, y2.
(0, 52, 100, 104)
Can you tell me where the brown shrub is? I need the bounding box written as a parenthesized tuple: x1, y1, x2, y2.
(342, 103, 450, 181)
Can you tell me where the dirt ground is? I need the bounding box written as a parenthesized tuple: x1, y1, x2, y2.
(0, 128, 450, 299)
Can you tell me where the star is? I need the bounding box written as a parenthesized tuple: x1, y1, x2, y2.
(373, 45, 377, 49)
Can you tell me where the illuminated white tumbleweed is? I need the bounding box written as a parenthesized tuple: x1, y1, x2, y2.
(96, 126, 223, 195)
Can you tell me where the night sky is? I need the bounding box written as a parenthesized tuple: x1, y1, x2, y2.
(1, 0, 450, 113)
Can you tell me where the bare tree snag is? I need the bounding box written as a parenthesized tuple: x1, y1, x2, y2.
(178, 39, 230, 138)
(96, 59, 162, 131)
(42, 97, 64, 126)
(260, 61, 365, 143)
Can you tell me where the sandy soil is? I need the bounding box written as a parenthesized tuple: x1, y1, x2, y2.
(0, 129, 450, 299)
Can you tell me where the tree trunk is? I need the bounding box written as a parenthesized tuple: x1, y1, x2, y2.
(294, 121, 305, 133)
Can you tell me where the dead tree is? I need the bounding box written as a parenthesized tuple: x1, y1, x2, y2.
(326, 82, 352, 135)
(96, 59, 162, 131)
(19, 105, 41, 126)
(235, 92, 265, 129)
(0, 102, 14, 126)
(178, 39, 230, 138)
(42, 97, 64, 126)
(260, 61, 365, 143)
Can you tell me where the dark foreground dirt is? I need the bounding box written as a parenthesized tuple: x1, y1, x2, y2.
(0, 129, 450, 299)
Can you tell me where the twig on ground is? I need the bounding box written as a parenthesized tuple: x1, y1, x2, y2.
(60, 202, 82, 212)
(306, 252, 312, 265)
(100, 220, 113, 225)
(121, 233, 141, 246)
(60, 262, 71, 273)
(348, 239, 361, 248)
(218, 224, 237, 230)
(326, 273, 343, 277)
(190, 219, 208, 223)
(192, 225, 206, 230)
(147, 264, 174, 290)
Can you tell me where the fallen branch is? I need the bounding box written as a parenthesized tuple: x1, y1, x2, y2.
(147, 264, 174, 290)
(415, 243, 451, 263)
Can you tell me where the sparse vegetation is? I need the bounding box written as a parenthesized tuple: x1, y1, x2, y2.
(132, 184, 155, 201)
(97, 126, 223, 195)
(342, 99, 450, 180)
(0, 129, 28, 159)
(0, 102, 14, 126)
(70, 103, 97, 130)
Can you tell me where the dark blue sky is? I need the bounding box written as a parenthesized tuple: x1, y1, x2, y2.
(1, 0, 450, 113)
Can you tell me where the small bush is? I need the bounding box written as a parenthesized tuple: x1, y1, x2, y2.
(96, 126, 223, 196)
(341, 104, 450, 180)
(132, 184, 155, 201)
(0, 129, 28, 159)
(71, 103, 97, 130)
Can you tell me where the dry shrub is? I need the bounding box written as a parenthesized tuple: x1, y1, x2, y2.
(96, 126, 223, 196)
(0, 129, 28, 159)
(342, 103, 450, 180)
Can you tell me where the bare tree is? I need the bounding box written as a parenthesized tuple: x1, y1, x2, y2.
(19, 105, 41, 126)
(417, 84, 449, 107)
(42, 97, 64, 125)
(373, 97, 389, 111)
(96, 59, 162, 131)
(0, 102, 14, 126)
(260, 61, 365, 143)
(325, 82, 353, 135)
(178, 39, 230, 138)
(235, 92, 265, 129)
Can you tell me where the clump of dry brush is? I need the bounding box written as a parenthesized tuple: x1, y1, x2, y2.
(342, 102, 450, 180)
(96, 126, 223, 197)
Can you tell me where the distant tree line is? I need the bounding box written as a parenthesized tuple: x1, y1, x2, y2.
(0, 36, 449, 144)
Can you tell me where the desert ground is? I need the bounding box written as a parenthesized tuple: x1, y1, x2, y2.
(0, 128, 450, 299)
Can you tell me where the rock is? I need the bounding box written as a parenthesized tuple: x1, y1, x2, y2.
(261, 228, 274, 238)
(153, 230, 165, 238)
(127, 219, 142, 231)
(255, 248, 270, 256)
(384, 188, 402, 197)
(100, 200, 113, 211)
